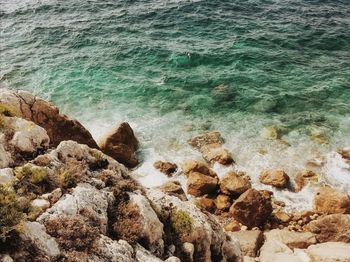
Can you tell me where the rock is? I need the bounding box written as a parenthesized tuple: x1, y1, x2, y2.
(182, 242, 195, 261)
(273, 211, 291, 223)
(188, 131, 224, 149)
(228, 230, 263, 257)
(215, 194, 232, 210)
(31, 198, 50, 210)
(196, 197, 216, 212)
(98, 122, 139, 168)
(224, 220, 241, 232)
(259, 240, 307, 262)
(200, 143, 234, 165)
(313, 186, 350, 214)
(187, 172, 218, 197)
(220, 172, 251, 196)
(154, 161, 177, 176)
(305, 214, 350, 243)
(230, 189, 273, 228)
(164, 257, 181, 262)
(158, 181, 187, 201)
(294, 170, 319, 192)
(0, 255, 13, 262)
(0, 88, 98, 148)
(0, 134, 13, 168)
(146, 188, 243, 262)
(22, 221, 60, 258)
(135, 244, 163, 262)
(260, 170, 290, 188)
(264, 229, 317, 249)
(182, 160, 217, 177)
(338, 148, 350, 164)
(0, 168, 14, 185)
(243, 256, 255, 262)
(306, 242, 350, 262)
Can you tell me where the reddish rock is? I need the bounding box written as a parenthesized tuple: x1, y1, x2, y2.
(154, 161, 177, 176)
(98, 122, 139, 168)
(187, 172, 218, 197)
(260, 170, 290, 188)
(230, 189, 272, 228)
(224, 220, 241, 232)
(215, 194, 232, 210)
(182, 160, 217, 177)
(200, 143, 234, 165)
(158, 181, 187, 201)
(196, 197, 216, 212)
(313, 186, 350, 214)
(220, 172, 251, 196)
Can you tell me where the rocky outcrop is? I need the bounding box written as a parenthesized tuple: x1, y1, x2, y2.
(230, 189, 272, 228)
(305, 214, 350, 243)
(154, 161, 177, 176)
(220, 172, 251, 196)
(313, 186, 350, 214)
(0, 88, 98, 148)
(260, 170, 290, 189)
(98, 122, 139, 168)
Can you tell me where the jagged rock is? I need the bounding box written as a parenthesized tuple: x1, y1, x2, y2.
(22, 221, 60, 258)
(200, 143, 234, 165)
(215, 194, 232, 210)
(230, 189, 272, 228)
(313, 186, 350, 214)
(220, 172, 251, 196)
(260, 170, 290, 188)
(188, 132, 224, 148)
(98, 122, 139, 168)
(158, 181, 187, 201)
(164, 257, 181, 262)
(305, 214, 350, 243)
(154, 161, 177, 176)
(146, 189, 243, 262)
(0, 88, 98, 148)
(0, 168, 14, 185)
(294, 170, 319, 192)
(306, 242, 350, 262)
(182, 160, 217, 177)
(187, 172, 218, 197)
(264, 229, 317, 249)
(228, 230, 263, 257)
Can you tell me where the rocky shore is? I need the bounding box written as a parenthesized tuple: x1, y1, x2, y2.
(0, 88, 350, 262)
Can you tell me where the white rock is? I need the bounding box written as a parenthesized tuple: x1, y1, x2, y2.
(164, 257, 181, 262)
(31, 198, 50, 210)
(22, 221, 60, 258)
(0, 168, 14, 185)
(0, 134, 13, 168)
(264, 229, 316, 249)
(1, 254, 14, 262)
(259, 240, 303, 262)
(306, 242, 350, 262)
(135, 244, 163, 262)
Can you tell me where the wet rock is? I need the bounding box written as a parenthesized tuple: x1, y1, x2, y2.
(230, 189, 273, 228)
(158, 181, 187, 201)
(294, 170, 319, 192)
(260, 170, 290, 188)
(154, 161, 177, 176)
(264, 229, 316, 249)
(182, 160, 217, 177)
(305, 214, 350, 243)
(306, 242, 350, 262)
(220, 172, 251, 196)
(0, 134, 13, 168)
(313, 186, 350, 214)
(188, 131, 224, 149)
(187, 172, 218, 197)
(200, 143, 234, 165)
(228, 230, 263, 257)
(338, 148, 350, 165)
(215, 194, 232, 210)
(98, 122, 139, 168)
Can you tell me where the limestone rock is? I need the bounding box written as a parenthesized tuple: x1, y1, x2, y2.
(230, 189, 273, 228)
(313, 186, 350, 214)
(264, 229, 316, 249)
(187, 172, 218, 197)
(182, 160, 217, 177)
(215, 194, 232, 210)
(154, 161, 177, 176)
(135, 244, 163, 262)
(294, 170, 319, 192)
(306, 242, 350, 262)
(228, 230, 263, 257)
(260, 170, 290, 188)
(158, 181, 187, 201)
(259, 240, 307, 262)
(305, 214, 350, 243)
(98, 122, 139, 168)
(0, 168, 14, 185)
(31, 198, 50, 210)
(200, 143, 234, 165)
(220, 172, 251, 196)
(188, 131, 224, 149)
(196, 196, 216, 212)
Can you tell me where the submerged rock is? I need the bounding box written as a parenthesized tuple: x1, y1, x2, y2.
(313, 186, 350, 214)
(188, 131, 224, 149)
(98, 122, 139, 168)
(260, 170, 290, 189)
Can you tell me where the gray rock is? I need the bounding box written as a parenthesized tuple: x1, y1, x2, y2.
(264, 229, 317, 249)
(0, 168, 14, 185)
(306, 242, 350, 262)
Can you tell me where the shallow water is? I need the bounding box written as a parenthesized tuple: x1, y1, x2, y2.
(1, 0, 350, 209)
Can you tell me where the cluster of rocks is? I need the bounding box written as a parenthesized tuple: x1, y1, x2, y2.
(1, 88, 350, 262)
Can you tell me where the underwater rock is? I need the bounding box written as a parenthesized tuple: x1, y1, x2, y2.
(260, 170, 290, 189)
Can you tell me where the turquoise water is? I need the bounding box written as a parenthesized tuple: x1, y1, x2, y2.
(1, 0, 350, 198)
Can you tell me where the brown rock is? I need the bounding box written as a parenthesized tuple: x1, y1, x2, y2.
(98, 122, 139, 168)
(229, 230, 264, 257)
(154, 161, 177, 176)
(158, 181, 187, 201)
(313, 186, 350, 214)
(305, 214, 350, 243)
(264, 229, 317, 249)
(274, 211, 291, 223)
(187, 172, 218, 197)
(224, 220, 241, 232)
(215, 194, 232, 210)
(230, 189, 273, 228)
(294, 170, 319, 192)
(260, 170, 290, 188)
(220, 172, 251, 196)
(196, 197, 216, 212)
(200, 143, 234, 165)
(182, 160, 217, 177)
(188, 131, 223, 149)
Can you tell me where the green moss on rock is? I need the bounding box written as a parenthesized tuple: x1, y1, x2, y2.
(170, 210, 193, 238)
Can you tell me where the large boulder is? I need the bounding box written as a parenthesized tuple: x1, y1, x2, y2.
(305, 214, 350, 243)
(230, 189, 272, 228)
(0, 88, 98, 148)
(98, 122, 139, 168)
(259, 170, 290, 189)
(228, 230, 263, 257)
(264, 229, 316, 249)
(313, 186, 350, 214)
(187, 172, 218, 197)
(306, 242, 350, 262)
(220, 172, 251, 196)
